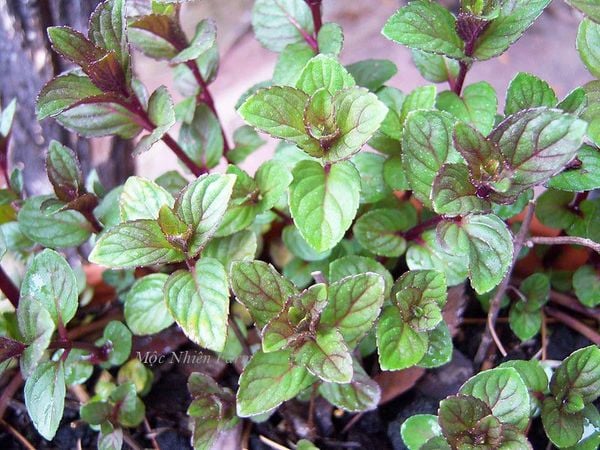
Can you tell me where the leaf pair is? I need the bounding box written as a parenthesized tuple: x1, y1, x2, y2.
(376, 270, 451, 371)
(508, 274, 550, 341)
(90, 173, 235, 268)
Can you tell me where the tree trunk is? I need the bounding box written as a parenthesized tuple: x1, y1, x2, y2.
(0, 0, 134, 195)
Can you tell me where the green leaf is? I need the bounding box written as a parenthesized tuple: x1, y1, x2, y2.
(536, 189, 580, 231)
(255, 160, 293, 211)
(418, 321, 453, 368)
(174, 173, 236, 256)
(326, 87, 388, 161)
(392, 269, 448, 308)
(228, 125, 266, 164)
(273, 43, 316, 86)
(567, 0, 600, 23)
(557, 87, 588, 115)
(346, 59, 397, 91)
(135, 86, 175, 154)
(56, 101, 142, 139)
(549, 145, 600, 192)
(237, 349, 314, 417)
(231, 260, 297, 328)
(98, 321, 132, 366)
(432, 163, 491, 216)
(216, 166, 259, 237)
(509, 304, 541, 341)
(18, 195, 92, 248)
(238, 86, 320, 156)
(89, 220, 185, 268)
(412, 49, 460, 84)
(88, 0, 129, 77)
(296, 54, 356, 95)
(317, 22, 344, 56)
(36, 72, 102, 120)
(124, 274, 173, 335)
(490, 108, 587, 197)
(542, 397, 584, 448)
(164, 258, 229, 352)
(294, 328, 353, 383)
(382, 0, 464, 59)
(437, 214, 513, 294)
(109, 382, 145, 427)
(353, 208, 414, 257)
(578, 18, 600, 78)
(459, 367, 530, 429)
(573, 265, 600, 308)
(376, 306, 428, 370)
(98, 423, 123, 450)
(283, 225, 331, 261)
(436, 82, 498, 135)
(329, 255, 393, 299)
(473, 0, 552, 60)
(202, 230, 257, 271)
(172, 19, 216, 63)
(320, 273, 385, 348)
(119, 176, 174, 221)
(401, 414, 443, 450)
(289, 160, 360, 252)
(252, 0, 314, 52)
(17, 295, 55, 377)
(319, 360, 381, 412)
(520, 273, 551, 310)
(80, 401, 112, 425)
(351, 152, 391, 204)
(505, 72, 558, 116)
(402, 110, 460, 207)
(24, 361, 65, 441)
(369, 87, 405, 154)
(401, 86, 437, 122)
(21, 249, 78, 326)
(128, 14, 180, 60)
(46, 140, 83, 201)
(179, 104, 224, 170)
(383, 155, 409, 191)
(438, 395, 494, 445)
(551, 345, 600, 404)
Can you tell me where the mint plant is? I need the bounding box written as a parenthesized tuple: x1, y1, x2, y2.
(0, 0, 598, 448)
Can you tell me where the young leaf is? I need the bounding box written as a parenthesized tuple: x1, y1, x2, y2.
(230, 260, 297, 328)
(437, 214, 513, 294)
(412, 49, 460, 84)
(164, 258, 229, 352)
(174, 173, 236, 256)
(178, 104, 224, 170)
(36, 72, 103, 120)
(89, 220, 186, 268)
(549, 145, 600, 192)
(128, 14, 181, 60)
(88, 0, 129, 76)
(490, 108, 587, 197)
(317, 22, 344, 56)
(505, 72, 558, 116)
(273, 43, 316, 86)
(24, 361, 66, 441)
(98, 321, 132, 366)
(438, 395, 494, 446)
(202, 230, 257, 271)
(294, 328, 353, 383)
(382, 0, 464, 59)
(329, 255, 393, 299)
(402, 110, 460, 207)
(550, 345, 600, 404)
(436, 82, 498, 135)
(109, 382, 145, 427)
(18, 195, 92, 248)
(319, 360, 381, 412)
(353, 208, 414, 257)
(472, 0, 552, 60)
(346, 59, 397, 92)
(376, 306, 428, 370)
(289, 160, 360, 252)
(238, 86, 320, 156)
(237, 349, 314, 417)
(401, 414, 443, 450)
(172, 19, 216, 63)
(21, 249, 78, 326)
(432, 163, 491, 216)
(134, 86, 176, 154)
(17, 295, 55, 377)
(46, 140, 83, 201)
(418, 321, 453, 368)
(252, 0, 314, 52)
(320, 273, 385, 348)
(392, 270, 448, 307)
(119, 176, 174, 221)
(124, 274, 174, 335)
(459, 367, 530, 429)
(296, 54, 355, 95)
(578, 18, 600, 78)
(255, 160, 293, 211)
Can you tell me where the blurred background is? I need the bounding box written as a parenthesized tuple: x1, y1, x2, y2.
(0, 0, 592, 191)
